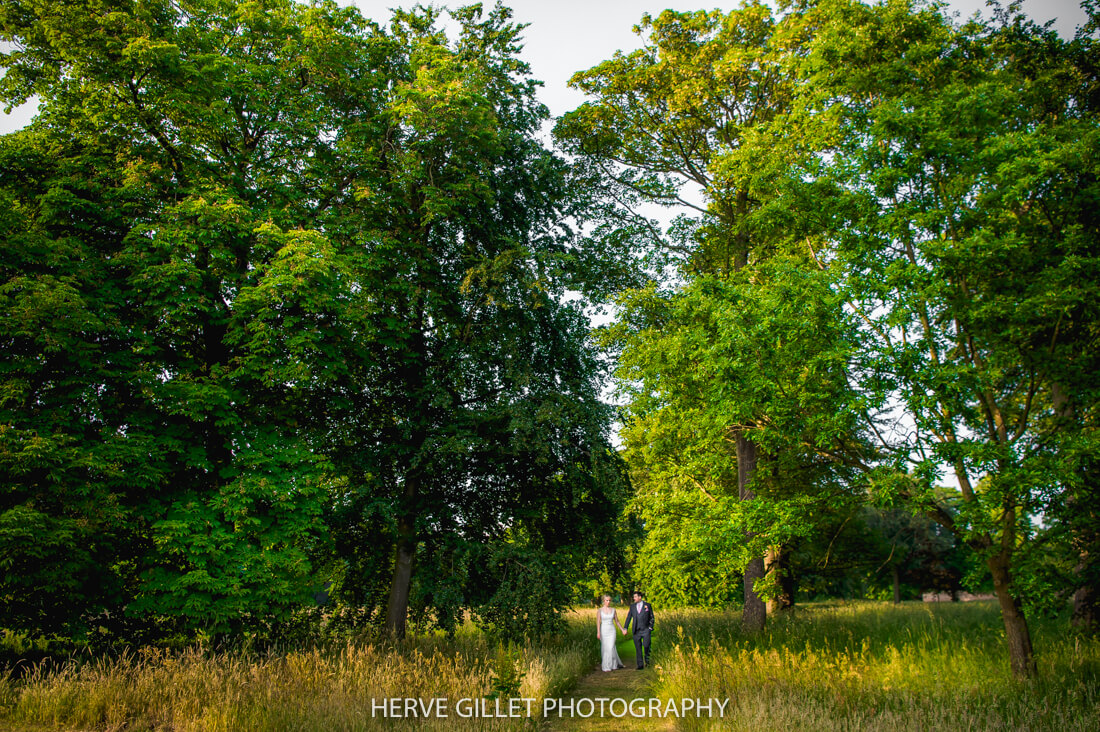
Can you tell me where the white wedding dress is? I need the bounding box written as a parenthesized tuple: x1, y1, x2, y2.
(599, 609, 625, 671)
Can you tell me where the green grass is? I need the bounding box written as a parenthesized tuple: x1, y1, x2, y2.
(650, 601, 1100, 731)
(2, 602, 1096, 731)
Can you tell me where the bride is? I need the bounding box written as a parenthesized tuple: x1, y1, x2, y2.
(597, 594, 625, 671)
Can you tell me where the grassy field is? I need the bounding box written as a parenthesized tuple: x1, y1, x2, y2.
(1, 602, 1097, 731)
(0, 614, 598, 731)
(651, 601, 1100, 731)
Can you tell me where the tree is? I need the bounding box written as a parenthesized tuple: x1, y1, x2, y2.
(556, 2, 816, 631)
(863, 504, 970, 603)
(561, 0, 1098, 678)
(1036, 1, 1100, 634)
(1, 0, 628, 640)
(777, 0, 1100, 675)
(283, 3, 630, 639)
(0, 129, 149, 636)
(1, 0, 375, 636)
(782, 501, 973, 603)
(600, 253, 868, 611)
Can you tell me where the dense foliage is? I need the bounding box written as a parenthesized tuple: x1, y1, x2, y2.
(558, 0, 1099, 677)
(0, 0, 628, 642)
(1, 0, 1096, 684)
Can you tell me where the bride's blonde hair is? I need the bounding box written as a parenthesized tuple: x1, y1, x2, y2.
(600, 594, 611, 603)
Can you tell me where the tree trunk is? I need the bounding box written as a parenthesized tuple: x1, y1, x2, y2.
(1072, 548, 1099, 633)
(988, 551, 1036, 678)
(765, 545, 795, 614)
(743, 556, 767, 630)
(1052, 381, 1099, 632)
(385, 315, 429, 640)
(1073, 584, 1098, 632)
(1069, 476, 1099, 632)
(385, 476, 419, 638)
(738, 433, 766, 632)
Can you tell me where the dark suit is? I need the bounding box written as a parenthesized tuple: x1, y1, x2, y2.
(623, 600, 654, 668)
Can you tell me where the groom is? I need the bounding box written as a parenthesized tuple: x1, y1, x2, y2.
(622, 590, 654, 669)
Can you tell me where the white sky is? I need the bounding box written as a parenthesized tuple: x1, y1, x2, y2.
(0, 0, 1090, 132)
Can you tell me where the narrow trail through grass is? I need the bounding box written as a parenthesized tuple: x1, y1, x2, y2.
(540, 636, 672, 732)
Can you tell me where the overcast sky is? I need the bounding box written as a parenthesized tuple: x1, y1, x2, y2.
(0, 0, 1090, 131)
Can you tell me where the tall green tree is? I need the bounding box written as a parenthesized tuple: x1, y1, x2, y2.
(307, 3, 628, 639)
(0, 0, 377, 635)
(557, 2, 818, 631)
(601, 252, 869, 611)
(0, 129, 150, 636)
(777, 0, 1100, 675)
(1, 0, 627, 640)
(562, 0, 1098, 679)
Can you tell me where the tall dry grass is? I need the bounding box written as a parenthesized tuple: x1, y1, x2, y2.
(6, 602, 1095, 731)
(0, 613, 597, 731)
(652, 601, 1100, 731)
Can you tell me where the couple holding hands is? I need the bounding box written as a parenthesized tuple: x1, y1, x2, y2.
(596, 591, 654, 672)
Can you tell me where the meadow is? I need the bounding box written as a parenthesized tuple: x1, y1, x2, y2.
(653, 601, 1100, 731)
(0, 617, 597, 732)
(1, 601, 1097, 731)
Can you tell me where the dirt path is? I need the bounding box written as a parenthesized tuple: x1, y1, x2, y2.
(540, 638, 673, 732)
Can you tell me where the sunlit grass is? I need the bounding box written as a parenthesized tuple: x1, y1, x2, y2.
(3, 602, 1096, 731)
(652, 601, 1100, 731)
(0, 615, 598, 731)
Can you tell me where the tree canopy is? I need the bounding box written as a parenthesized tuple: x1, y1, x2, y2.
(559, 0, 1099, 677)
(0, 0, 628, 642)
